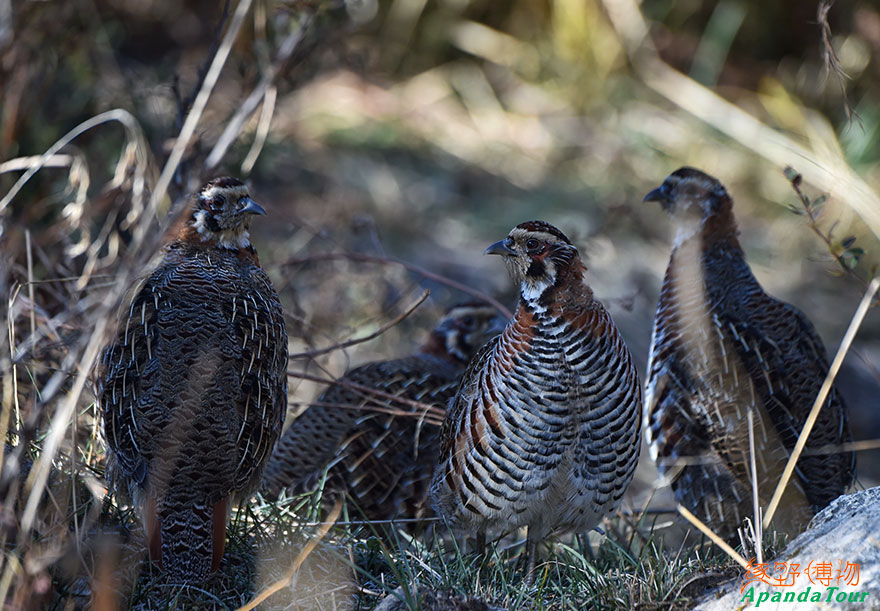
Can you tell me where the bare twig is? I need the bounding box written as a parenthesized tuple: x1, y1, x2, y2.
(289, 288, 430, 359)
(763, 276, 880, 529)
(175, 0, 232, 130)
(148, 0, 254, 234)
(817, 1, 860, 126)
(287, 370, 448, 421)
(279, 252, 513, 319)
(300, 400, 445, 426)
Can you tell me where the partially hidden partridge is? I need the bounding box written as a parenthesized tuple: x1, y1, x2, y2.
(95, 177, 288, 583)
(430, 221, 642, 579)
(644, 167, 854, 539)
(263, 303, 505, 521)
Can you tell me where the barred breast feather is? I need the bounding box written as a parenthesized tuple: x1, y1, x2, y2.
(430, 221, 642, 576)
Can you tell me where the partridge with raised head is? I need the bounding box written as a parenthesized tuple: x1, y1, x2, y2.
(644, 167, 854, 539)
(430, 221, 642, 579)
(95, 177, 288, 583)
(263, 303, 505, 521)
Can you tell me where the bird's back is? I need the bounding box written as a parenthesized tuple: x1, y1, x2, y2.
(646, 240, 854, 537)
(98, 243, 287, 580)
(263, 354, 461, 520)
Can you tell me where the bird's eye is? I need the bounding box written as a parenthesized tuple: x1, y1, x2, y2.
(460, 315, 476, 330)
(526, 238, 540, 250)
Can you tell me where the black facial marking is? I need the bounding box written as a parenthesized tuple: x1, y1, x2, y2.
(526, 259, 546, 278)
(205, 212, 221, 232)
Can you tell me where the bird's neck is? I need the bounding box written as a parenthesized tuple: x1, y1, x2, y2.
(168, 222, 261, 265)
(520, 258, 595, 320)
(673, 209, 741, 254)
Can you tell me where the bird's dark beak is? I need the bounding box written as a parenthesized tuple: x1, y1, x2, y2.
(239, 197, 266, 216)
(485, 238, 516, 257)
(643, 184, 672, 205)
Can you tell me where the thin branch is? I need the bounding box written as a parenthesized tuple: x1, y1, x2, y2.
(288, 289, 430, 359)
(784, 167, 876, 304)
(817, 1, 861, 126)
(297, 400, 445, 426)
(175, 0, 233, 130)
(287, 368, 446, 419)
(279, 251, 514, 319)
(763, 276, 880, 529)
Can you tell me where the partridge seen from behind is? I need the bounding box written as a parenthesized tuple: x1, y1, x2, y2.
(644, 167, 854, 539)
(96, 177, 288, 583)
(263, 303, 505, 521)
(430, 221, 642, 578)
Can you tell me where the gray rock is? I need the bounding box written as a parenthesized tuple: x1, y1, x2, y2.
(695, 487, 880, 610)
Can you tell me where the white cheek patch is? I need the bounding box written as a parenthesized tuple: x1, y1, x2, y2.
(192, 210, 210, 237)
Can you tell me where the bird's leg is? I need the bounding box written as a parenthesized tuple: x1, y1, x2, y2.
(146, 497, 162, 567)
(211, 497, 227, 572)
(523, 528, 540, 586)
(475, 531, 486, 554)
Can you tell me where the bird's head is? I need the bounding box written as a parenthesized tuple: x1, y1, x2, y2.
(485, 221, 581, 304)
(426, 302, 507, 364)
(189, 177, 266, 249)
(644, 167, 737, 244)
(644, 167, 733, 221)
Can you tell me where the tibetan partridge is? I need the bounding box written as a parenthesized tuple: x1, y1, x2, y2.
(263, 303, 505, 522)
(430, 221, 642, 579)
(95, 177, 288, 583)
(644, 167, 855, 539)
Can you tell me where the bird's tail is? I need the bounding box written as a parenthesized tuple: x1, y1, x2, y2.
(155, 497, 228, 584)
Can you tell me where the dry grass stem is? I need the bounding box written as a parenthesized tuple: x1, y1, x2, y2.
(0, 109, 148, 214)
(236, 498, 343, 610)
(207, 14, 313, 170)
(149, 0, 254, 221)
(241, 85, 278, 175)
(676, 505, 749, 571)
(763, 275, 880, 529)
(747, 408, 762, 565)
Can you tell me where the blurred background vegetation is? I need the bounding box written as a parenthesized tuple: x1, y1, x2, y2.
(2, 0, 880, 608)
